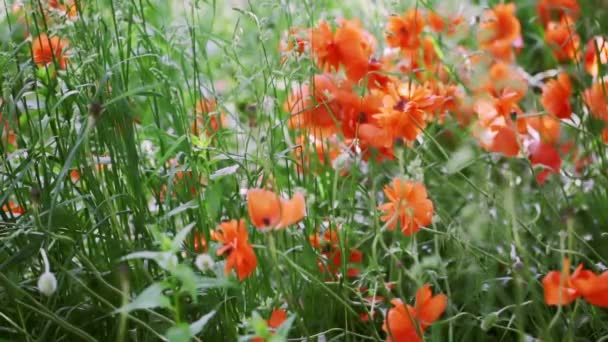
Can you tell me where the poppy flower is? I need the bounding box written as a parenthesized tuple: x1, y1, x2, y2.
(211, 219, 257, 281)
(193, 231, 208, 253)
(473, 99, 521, 157)
(543, 258, 608, 307)
(246, 189, 306, 230)
(427, 11, 464, 36)
(570, 268, 608, 307)
(2, 201, 25, 215)
(32, 34, 68, 69)
(528, 140, 562, 184)
(48, 0, 78, 19)
(383, 284, 447, 342)
(603, 128, 608, 144)
(285, 73, 350, 136)
(293, 135, 345, 174)
(378, 178, 434, 235)
(374, 82, 442, 142)
(279, 27, 307, 57)
(309, 229, 362, 278)
(385, 9, 425, 51)
(584, 36, 608, 77)
(191, 99, 224, 136)
(544, 16, 580, 62)
(537, 0, 580, 26)
(309, 19, 373, 76)
(477, 4, 521, 61)
(583, 80, 608, 122)
(521, 115, 561, 144)
(541, 73, 572, 119)
(252, 309, 288, 342)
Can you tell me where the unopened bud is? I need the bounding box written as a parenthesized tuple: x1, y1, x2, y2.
(38, 272, 57, 296)
(480, 312, 499, 331)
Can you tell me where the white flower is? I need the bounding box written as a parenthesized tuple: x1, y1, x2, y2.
(195, 254, 215, 272)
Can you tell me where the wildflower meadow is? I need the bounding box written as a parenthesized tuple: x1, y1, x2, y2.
(2, 0, 608, 341)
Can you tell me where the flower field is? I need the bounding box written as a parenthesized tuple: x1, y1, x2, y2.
(1, 0, 608, 341)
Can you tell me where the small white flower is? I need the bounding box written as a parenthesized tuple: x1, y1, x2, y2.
(195, 254, 215, 272)
(38, 272, 57, 296)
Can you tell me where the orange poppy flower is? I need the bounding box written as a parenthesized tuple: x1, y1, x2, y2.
(2, 201, 25, 215)
(211, 219, 257, 281)
(246, 189, 306, 230)
(570, 268, 608, 307)
(378, 178, 434, 235)
(285, 73, 349, 136)
(193, 231, 208, 253)
(252, 309, 288, 342)
(584, 36, 608, 77)
(537, 0, 580, 26)
(32, 34, 69, 69)
(374, 82, 442, 142)
(385, 9, 425, 51)
(70, 169, 80, 183)
(279, 27, 307, 56)
(474, 99, 521, 157)
(309, 229, 362, 278)
(383, 284, 447, 342)
(478, 4, 521, 61)
(309, 19, 373, 76)
(543, 261, 580, 306)
(544, 16, 580, 62)
(48, 0, 78, 18)
(603, 128, 608, 144)
(191, 99, 224, 136)
(541, 73, 572, 119)
(583, 80, 608, 122)
(521, 115, 561, 144)
(528, 140, 562, 184)
(427, 11, 464, 36)
(543, 258, 608, 307)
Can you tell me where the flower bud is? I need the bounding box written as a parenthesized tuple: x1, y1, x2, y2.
(38, 272, 57, 296)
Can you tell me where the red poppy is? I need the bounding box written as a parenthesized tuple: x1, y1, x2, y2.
(583, 80, 608, 122)
(211, 219, 257, 281)
(478, 3, 521, 61)
(383, 284, 447, 342)
(309, 229, 362, 278)
(374, 82, 442, 142)
(544, 16, 580, 62)
(541, 73, 572, 119)
(528, 140, 562, 184)
(385, 9, 425, 51)
(193, 231, 208, 253)
(191, 99, 224, 136)
(378, 178, 434, 235)
(252, 309, 288, 342)
(537, 0, 580, 26)
(2, 201, 25, 215)
(584, 37, 608, 76)
(543, 258, 608, 307)
(246, 189, 306, 230)
(32, 34, 69, 69)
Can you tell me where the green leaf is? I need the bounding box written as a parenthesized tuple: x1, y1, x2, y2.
(189, 310, 216, 335)
(115, 283, 170, 314)
(210, 164, 239, 180)
(171, 222, 196, 251)
(166, 323, 191, 342)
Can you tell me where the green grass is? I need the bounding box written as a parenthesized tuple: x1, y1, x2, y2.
(1, 0, 608, 341)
